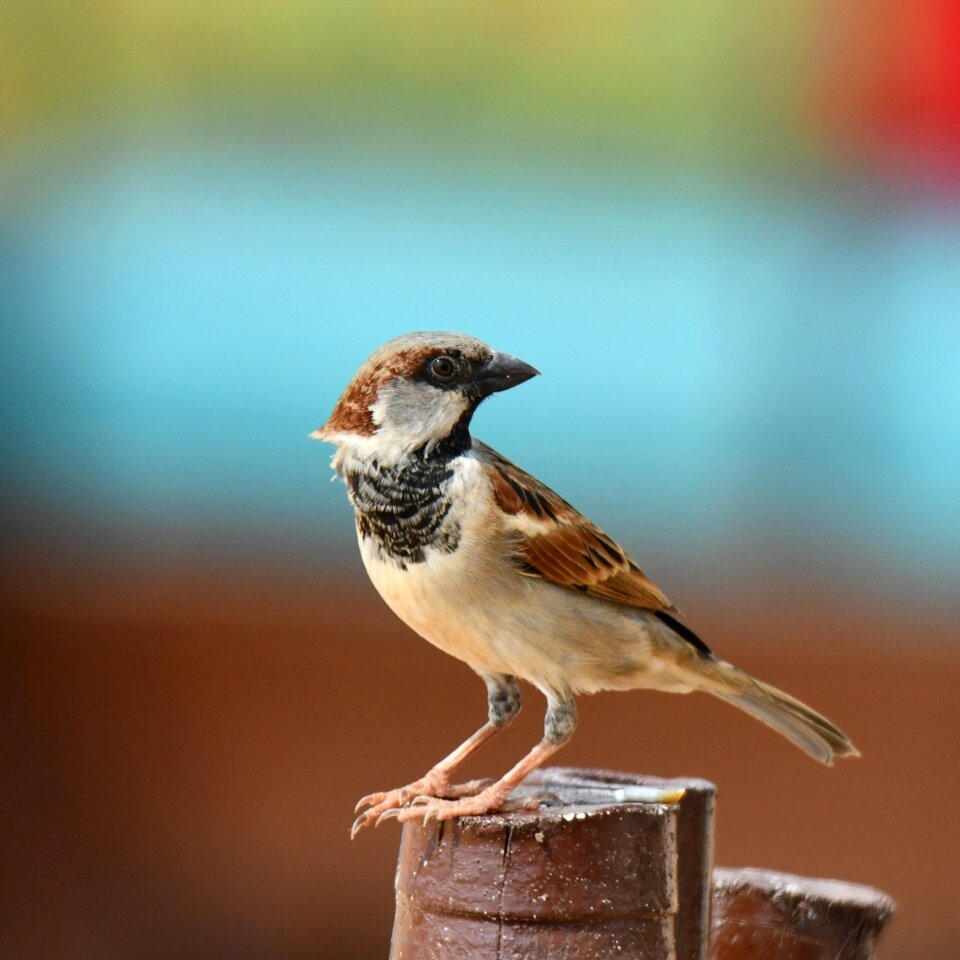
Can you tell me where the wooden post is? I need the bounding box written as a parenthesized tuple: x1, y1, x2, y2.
(389, 767, 716, 960)
(710, 867, 896, 960)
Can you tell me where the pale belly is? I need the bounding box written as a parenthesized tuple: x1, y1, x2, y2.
(358, 532, 520, 677)
(356, 530, 693, 697)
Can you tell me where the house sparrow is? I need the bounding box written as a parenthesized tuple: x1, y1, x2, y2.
(313, 332, 859, 837)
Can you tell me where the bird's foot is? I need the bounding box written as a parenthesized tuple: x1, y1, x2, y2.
(351, 773, 492, 838)
(389, 782, 539, 825)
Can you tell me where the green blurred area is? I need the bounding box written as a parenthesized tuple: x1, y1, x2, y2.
(1, 0, 821, 167)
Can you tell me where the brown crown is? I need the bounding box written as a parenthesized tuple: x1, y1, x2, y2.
(319, 345, 437, 438)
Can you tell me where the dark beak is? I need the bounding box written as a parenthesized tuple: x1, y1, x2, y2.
(472, 351, 540, 399)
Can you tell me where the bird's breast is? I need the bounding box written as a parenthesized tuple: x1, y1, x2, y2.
(349, 453, 518, 672)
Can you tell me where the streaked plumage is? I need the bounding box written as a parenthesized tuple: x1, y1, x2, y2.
(313, 332, 858, 834)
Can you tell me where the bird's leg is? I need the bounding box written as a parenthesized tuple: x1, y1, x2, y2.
(351, 675, 520, 837)
(398, 692, 578, 824)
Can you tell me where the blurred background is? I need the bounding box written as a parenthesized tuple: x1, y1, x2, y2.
(2, 2, 959, 958)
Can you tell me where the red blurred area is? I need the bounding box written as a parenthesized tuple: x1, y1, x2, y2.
(3, 550, 958, 959)
(815, 0, 960, 180)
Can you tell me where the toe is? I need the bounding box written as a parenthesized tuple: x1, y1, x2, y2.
(441, 777, 493, 799)
(395, 804, 432, 824)
(355, 791, 387, 812)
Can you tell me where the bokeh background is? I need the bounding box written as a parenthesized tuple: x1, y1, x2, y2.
(3, 3, 959, 958)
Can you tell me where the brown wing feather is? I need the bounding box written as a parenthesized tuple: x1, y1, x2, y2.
(476, 442, 677, 613)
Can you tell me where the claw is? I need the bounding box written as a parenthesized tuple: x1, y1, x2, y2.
(355, 792, 384, 813)
(351, 797, 407, 837)
(375, 807, 402, 828)
(350, 812, 370, 840)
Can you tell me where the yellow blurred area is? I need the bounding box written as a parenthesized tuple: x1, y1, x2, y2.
(1, 0, 820, 166)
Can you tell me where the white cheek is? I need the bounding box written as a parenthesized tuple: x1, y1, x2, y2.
(369, 380, 469, 461)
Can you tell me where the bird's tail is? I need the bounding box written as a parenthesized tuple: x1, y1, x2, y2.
(707, 660, 859, 765)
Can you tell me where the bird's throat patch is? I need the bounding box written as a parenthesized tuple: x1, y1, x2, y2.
(344, 452, 462, 566)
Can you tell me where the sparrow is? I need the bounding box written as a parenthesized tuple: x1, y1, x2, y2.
(312, 332, 859, 837)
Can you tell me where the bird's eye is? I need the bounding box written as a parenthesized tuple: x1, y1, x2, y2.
(428, 355, 458, 382)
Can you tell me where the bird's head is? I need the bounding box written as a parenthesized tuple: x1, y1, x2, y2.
(313, 332, 538, 461)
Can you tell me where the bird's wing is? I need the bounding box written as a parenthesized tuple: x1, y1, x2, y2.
(475, 441, 677, 613)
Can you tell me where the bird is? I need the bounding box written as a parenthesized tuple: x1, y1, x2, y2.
(312, 332, 859, 837)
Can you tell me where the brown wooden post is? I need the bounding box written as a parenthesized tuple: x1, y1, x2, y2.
(389, 767, 716, 960)
(710, 867, 896, 960)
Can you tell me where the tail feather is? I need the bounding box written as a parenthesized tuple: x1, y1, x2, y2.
(710, 663, 859, 765)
